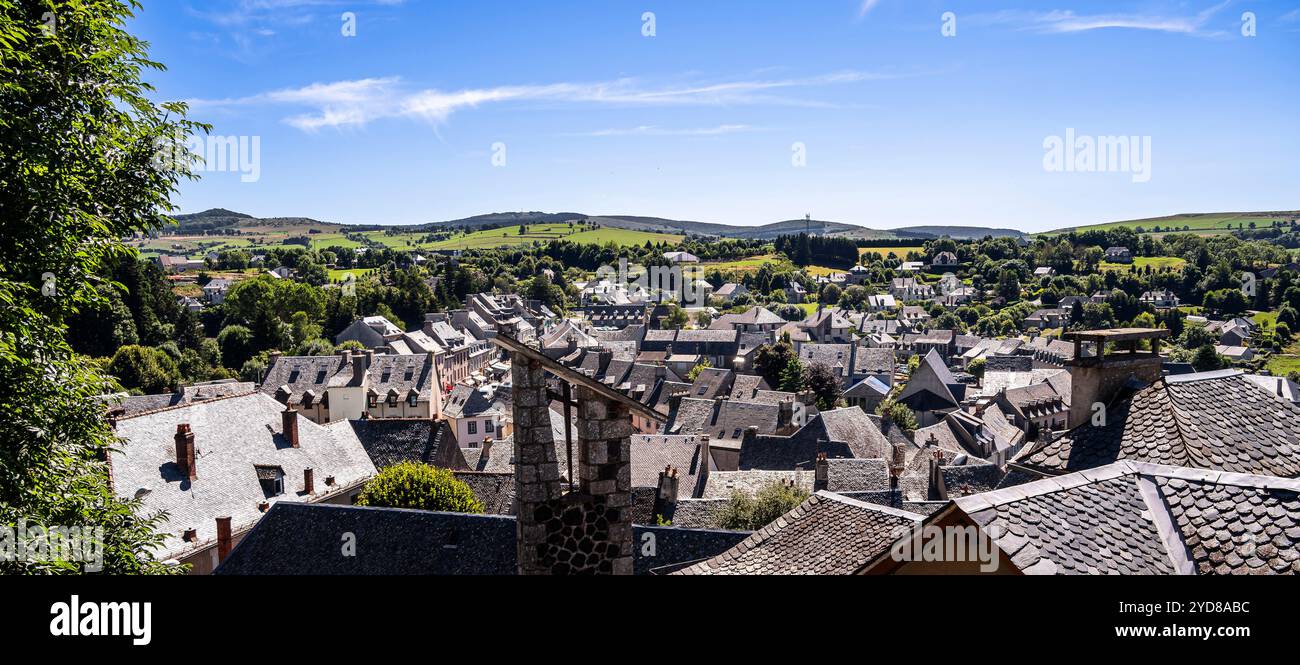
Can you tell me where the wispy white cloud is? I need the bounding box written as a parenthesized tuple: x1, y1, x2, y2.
(565, 124, 761, 138)
(970, 2, 1232, 36)
(191, 71, 894, 132)
(857, 0, 883, 20)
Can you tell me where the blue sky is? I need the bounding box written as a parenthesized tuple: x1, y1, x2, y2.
(133, 1, 1299, 232)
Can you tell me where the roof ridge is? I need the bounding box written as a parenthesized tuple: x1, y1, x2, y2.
(114, 389, 261, 421)
(813, 490, 924, 521)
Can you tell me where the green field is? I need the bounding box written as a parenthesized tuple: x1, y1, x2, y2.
(859, 246, 924, 258)
(1043, 211, 1297, 236)
(1098, 256, 1187, 272)
(1267, 353, 1300, 377)
(698, 254, 794, 274)
(424, 223, 682, 250)
(328, 268, 376, 281)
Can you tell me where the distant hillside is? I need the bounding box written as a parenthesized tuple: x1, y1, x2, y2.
(1042, 211, 1300, 236)
(893, 225, 1026, 240)
(172, 208, 1030, 241)
(171, 209, 335, 234)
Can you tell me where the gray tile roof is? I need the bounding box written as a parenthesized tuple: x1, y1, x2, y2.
(702, 470, 815, 499)
(346, 418, 466, 470)
(824, 458, 891, 492)
(214, 502, 744, 575)
(675, 492, 922, 575)
(111, 393, 377, 560)
(442, 384, 508, 419)
(1018, 370, 1300, 478)
(630, 434, 710, 498)
(452, 472, 516, 515)
(943, 461, 1300, 575)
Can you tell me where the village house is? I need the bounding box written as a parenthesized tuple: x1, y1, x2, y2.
(201, 278, 232, 304)
(890, 277, 934, 302)
(1104, 246, 1133, 263)
(259, 349, 440, 423)
(930, 251, 960, 270)
(712, 282, 748, 303)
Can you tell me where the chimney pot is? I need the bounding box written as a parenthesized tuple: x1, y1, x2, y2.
(303, 467, 315, 494)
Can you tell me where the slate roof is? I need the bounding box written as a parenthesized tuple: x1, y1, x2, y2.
(824, 458, 892, 492)
(112, 381, 257, 417)
(702, 470, 816, 499)
(110, 393, 377, 561)
(630, 434, 710, 499)
(675, 492, 922, 575)
(443, 384, 508, 420)
(933, 461, 1300, 575)
(346, 418, 467, 470)
(734, 408, 892, 471)
(1017, 370, 1300, 478)
(730, 374, 769, 400)
(452, 472, 516, 515)
(259, 355, 351, 402)
(214, 502, 746, 575)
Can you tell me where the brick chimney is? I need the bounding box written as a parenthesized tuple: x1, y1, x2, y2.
(282, 408, 299, 448)
(174, 423, 196, 481)
(303, 467, 314, 494)
(215, 516, 232, 562)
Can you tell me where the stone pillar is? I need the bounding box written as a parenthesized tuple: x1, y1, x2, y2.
(574, 385, 634, 575)
(513, 358, 565, 575)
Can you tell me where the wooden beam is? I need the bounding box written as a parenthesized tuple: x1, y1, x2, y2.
(491, 333, 668, 423)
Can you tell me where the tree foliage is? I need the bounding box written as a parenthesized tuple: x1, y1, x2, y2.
(355, 461, 485, 514)
(0, 0, 206, 573)
(714, 481, 810, 531)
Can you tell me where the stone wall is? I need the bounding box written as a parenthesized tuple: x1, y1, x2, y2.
(513, 359, 635, 575)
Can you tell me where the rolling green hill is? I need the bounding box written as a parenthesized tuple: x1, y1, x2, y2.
(1042, 211, 1299, 236)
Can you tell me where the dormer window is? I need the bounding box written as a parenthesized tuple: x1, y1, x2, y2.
(404, 367, 414, 381)
(255, 466, 285, 498)
(408, 392, 418, 407)
(381, 370, 392, 383)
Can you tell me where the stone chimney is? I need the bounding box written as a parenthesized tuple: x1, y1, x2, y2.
(1065, 328, 1168, 429)
(352, 351, 369, 385)
(303, 467, 314, 495)
(652, 466, 679, 523)
(282, 408, 299, 448)
(174, 423, 196, 481)
(814, 452, 829, 491)
(698, 435, 711, 487)
(481, 437, 493, 458)
(215, 516, 232, 563)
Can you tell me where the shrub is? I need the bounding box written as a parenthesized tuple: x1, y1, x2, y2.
(714, 481, 810, 531)
(355, 461, 484, 514)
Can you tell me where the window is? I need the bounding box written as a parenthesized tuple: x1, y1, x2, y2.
(468, 421, 477, 435)
(484, 419, 493, 433)
(404, 367, 414, 381)
(387, 394, 398, 407)
(408, 393, 418, 407)
(315, 370, 326, 384)
(368, 395, 377, 408)
(255, 466, 284, 498)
